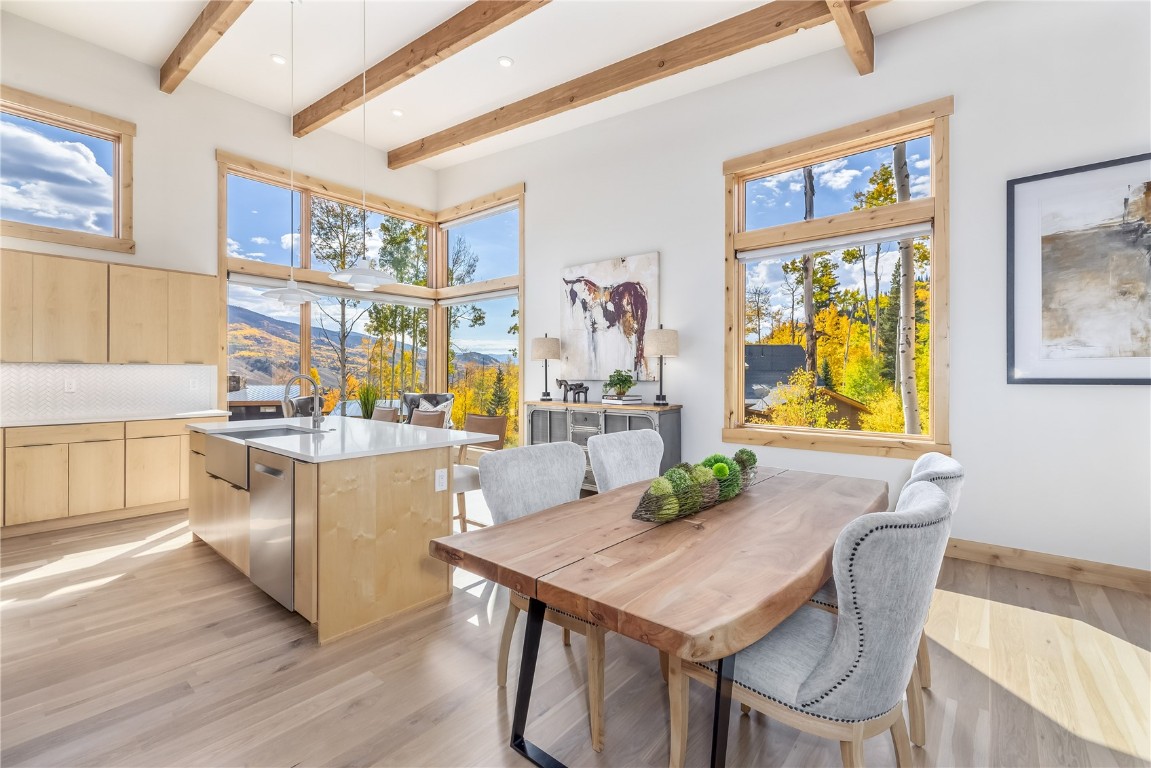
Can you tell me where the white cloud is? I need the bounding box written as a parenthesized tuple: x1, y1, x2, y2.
(788, 182, 804, 192)
(913, 159, 931, 170)
(280, 233, 300, 250)
(227, 283, 300, 323)
(251, 236, 270, 245)
(226, 237, 242, 258)
(812, 157, 861, 190)
(0, 120, 113, 234)
(910, 174, 931, 197)
(247, 252, 266, 258)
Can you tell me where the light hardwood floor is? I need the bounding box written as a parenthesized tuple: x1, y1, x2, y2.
(1, 511, 1148, 767)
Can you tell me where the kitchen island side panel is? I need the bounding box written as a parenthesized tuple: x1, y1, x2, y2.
(316, 447, 452, 643)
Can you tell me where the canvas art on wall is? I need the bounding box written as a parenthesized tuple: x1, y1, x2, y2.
(560, 252, 659, 381)
(1008, 153, 1151, 384)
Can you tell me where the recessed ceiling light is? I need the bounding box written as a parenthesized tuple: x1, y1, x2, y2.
(270, 54, 287, 65)
(497, 56, 514, 68)
(391, 109, 404, 118)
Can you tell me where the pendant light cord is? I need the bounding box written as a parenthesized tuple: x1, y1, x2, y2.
(289, 0, 296, 282)
(362, 0, 368, 269)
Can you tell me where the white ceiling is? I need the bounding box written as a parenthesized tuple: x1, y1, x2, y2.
(2, 0, 977, 169)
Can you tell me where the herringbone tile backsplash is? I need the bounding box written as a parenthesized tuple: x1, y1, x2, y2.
(0, 364, 217, 425)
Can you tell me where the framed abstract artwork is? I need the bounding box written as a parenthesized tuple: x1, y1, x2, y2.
(1007, 153, 1151, 384)
(560, 251, 659, 381)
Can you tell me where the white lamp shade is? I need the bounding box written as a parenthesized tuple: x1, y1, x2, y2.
(530, 336, 561, 361)
(647, 328, 679, 358)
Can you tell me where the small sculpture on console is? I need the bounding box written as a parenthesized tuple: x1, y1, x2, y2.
(556, 379, 590, 403)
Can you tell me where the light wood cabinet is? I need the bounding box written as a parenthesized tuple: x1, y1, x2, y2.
(188, 448, 208, 539)
(1, 251, 34, 362)
(179, 434, 191, 500)
(32, 254, 108, 363)
(125, 436, 181, 507)
(168, 272, 218, 364)
(202, 474, 250, 575)
(69, 441, 125, 516)
(5, 444, 69, 525)
(109, 265, 168, 364)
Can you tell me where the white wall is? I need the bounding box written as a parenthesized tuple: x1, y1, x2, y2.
(0, 12, 437, 276)
(437, 1, 1151, 569)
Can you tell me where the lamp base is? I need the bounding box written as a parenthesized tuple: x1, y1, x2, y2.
(654, 394, 669, 406)
(540, 392, 552, 401)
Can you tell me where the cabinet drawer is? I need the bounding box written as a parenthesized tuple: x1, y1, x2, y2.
(125, 417, 219, 439)
(570, 411, 601, 429)
(189, 430, 207, 455)
(570, 428, 596, 448)
(6, 422, 123, 447)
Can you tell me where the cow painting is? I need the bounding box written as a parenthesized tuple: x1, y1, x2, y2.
(560, 253, 659, 381)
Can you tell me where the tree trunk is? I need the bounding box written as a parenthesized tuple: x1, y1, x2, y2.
(802, 166, 817, 373)
(843, 311, 852, 369)
(893, 142, 920, 434)
(338, 299, 348, 416)
(871, 244, 881, 354)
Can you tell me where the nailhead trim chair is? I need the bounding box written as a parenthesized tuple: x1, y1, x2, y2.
(586, 430, 664, 492)
(669, 480, 954, 768)
(807, 451, 965, 746)
(479, 442, 610, 751)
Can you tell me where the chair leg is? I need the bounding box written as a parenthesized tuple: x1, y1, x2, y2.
(497, 599, 521, 687)
(668, 655, 689, 768)
(659, 650, 669, 683)
(586, 625, 606, 752)
(563, 628, 571, 647)
(839, 736, 865, 768)
(917, 631, 931, 688)
(907, 663, 926, 747)
(890, 705, 914, 767)
(455, 493, 467, 533)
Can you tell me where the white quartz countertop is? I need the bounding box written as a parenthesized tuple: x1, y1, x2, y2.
(188, 415, 499, 464)
(0, 410, 232, 428)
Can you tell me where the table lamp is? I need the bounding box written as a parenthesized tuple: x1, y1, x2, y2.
(646, 325, 679, 406)
(530, 334, 561, 401)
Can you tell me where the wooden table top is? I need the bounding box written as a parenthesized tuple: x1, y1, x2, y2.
(430, 467, 888, 661)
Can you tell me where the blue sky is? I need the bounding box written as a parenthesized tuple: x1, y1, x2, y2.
(744, 137, 932, 317)
(0, 112, 115, 235)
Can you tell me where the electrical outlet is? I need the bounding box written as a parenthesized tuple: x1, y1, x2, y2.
(63, 378, 77, 394)
(189, 379, 200, 391)
(434, 468, 448, 492)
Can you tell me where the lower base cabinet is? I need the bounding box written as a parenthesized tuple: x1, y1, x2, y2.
(125, 436, 182, 508)
(188, 447, 250, 576)
(5, 444, 69, 525)
(69, 441, 125, 516)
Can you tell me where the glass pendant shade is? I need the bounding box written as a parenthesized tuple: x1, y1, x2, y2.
(263, 277, 320, 306)
(330, 255, 395, 291)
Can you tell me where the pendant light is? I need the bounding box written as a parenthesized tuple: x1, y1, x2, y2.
(330, 0, 395, 292)
(264, 0, 318, 307)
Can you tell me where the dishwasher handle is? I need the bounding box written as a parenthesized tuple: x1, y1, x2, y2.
(253, 463, 285, 478)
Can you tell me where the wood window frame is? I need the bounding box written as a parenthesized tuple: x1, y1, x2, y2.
(0, 86, 136, 254)
(216, 150, 524, 431)
(722, 97, 952, 460)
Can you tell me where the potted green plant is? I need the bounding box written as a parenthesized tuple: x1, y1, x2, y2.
(605, 369, 637, 400)
(357, 380, 380, 420)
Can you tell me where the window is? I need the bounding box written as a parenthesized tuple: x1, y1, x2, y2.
(226, 175, 300, 267)
(445, 204, 520, 286)
(227, 281, 302, 386)
(0, 86, 135, 253)
(447, 294, 520, 446)
(724, 99, 951, 458)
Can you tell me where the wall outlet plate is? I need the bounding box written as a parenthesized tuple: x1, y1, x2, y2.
(434, 468, 448, 492)
(63, 378, 76, 394)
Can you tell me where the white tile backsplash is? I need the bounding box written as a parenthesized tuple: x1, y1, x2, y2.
(0, 364, 217, 425)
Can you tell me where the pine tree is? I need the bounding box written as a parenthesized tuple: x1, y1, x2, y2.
(488, 366, 510, 417)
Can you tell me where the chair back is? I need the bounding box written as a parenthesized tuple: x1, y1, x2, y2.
(461, 414, 507, 452)
(796, 481, 953, 722)
(371, 406, 398, 423)
(410, 409, 448, 428)
(479, 442, 585, 525)
(901, 451, 965, 513)
(586, 430, 664, 491)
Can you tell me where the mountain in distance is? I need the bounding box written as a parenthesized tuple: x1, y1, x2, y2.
(454, 350, 514, 367)
(227, 304, 373, 350)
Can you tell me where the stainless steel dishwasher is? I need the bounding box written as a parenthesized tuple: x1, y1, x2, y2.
(248, 448, 294, 611)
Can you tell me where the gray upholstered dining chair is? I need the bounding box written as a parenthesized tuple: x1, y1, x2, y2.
(586, 429, 664, 492)
(479, 442, 611, 751)
(808, 451, 965, 746)
(668, 480, 954, 768)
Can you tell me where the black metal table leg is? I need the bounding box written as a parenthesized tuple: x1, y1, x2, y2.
(710, 653, 736, 768)
(510, 597, 567, 768)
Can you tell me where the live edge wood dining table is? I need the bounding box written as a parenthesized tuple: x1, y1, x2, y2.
(429, 466, 888, 768)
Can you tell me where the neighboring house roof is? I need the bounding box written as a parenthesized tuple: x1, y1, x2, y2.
(744, 344, 819, 399)
(228, 385, 299, 404)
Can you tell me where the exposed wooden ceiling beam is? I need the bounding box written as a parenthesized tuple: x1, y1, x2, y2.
(293, 1, 550, 138)
(387, 1, 835, 170)
(827, 0, 875, 75)
(849, 0, 889, 11)
(160, 0, 252, 94)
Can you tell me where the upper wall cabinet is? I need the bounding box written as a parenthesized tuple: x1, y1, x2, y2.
(109, 265, 168, 364)
(168, 272, 218, 365)
(0, 251, 219, 366)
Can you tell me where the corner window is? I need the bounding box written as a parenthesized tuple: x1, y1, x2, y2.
(0, 86, 135, 253)
(724, 99, 952, 458)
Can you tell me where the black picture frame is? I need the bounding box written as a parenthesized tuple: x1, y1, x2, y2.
(1006, 152, 1151, 385)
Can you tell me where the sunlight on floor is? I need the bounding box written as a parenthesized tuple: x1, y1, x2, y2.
(928, 587, 1151, 761)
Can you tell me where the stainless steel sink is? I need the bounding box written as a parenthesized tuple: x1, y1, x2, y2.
(204, 426, 326, 489)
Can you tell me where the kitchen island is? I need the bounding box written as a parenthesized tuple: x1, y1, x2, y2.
(188, 416, 496, 643)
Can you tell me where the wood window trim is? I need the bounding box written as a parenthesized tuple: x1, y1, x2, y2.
(723, 99, 952, 459)
(0, 86, 135, 254)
